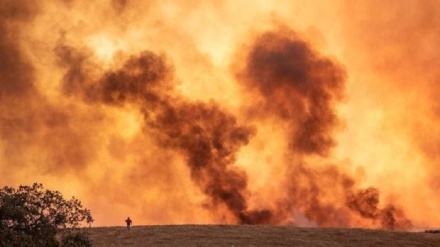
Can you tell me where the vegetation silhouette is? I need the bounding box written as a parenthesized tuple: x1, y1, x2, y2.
(0, 183, 93, 247)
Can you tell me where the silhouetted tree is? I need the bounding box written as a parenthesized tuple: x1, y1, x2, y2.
(0, 183, 93, 247)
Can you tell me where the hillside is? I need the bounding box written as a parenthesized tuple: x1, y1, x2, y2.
(85, 225, 440, 247)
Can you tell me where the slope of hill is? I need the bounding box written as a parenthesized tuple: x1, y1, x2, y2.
(86, 225, 440, 247)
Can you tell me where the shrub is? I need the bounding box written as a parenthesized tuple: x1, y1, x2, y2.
(61, 231, 93, 247)
(0, 183, 94, 246)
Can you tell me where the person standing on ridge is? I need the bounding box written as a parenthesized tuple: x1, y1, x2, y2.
(125, 217, 132, 231)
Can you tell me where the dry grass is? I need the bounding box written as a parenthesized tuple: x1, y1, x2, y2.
(84, 225, 440, 247)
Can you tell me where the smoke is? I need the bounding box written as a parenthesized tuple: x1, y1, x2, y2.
(239, 28, 345, 155)
(0, 0, 39, 121)
(235, 28, 412, 229)
(55, 43, 273, 224)
(346, 188, 412, 230)
(1, 0, 439, 229)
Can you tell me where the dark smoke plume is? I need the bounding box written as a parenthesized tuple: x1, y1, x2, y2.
(56, 44, 271, 224)
(55, 27, 412, 227)
(241, 29, 345, 156)
(238, 28, 411, 229)
(347, 187, 412, 230)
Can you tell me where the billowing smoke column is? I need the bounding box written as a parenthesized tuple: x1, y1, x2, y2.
(238, 29, 411, 229)
(54, 27, 412, 228)
(240, 29, 344, 155)
(56, 44, 271, 224)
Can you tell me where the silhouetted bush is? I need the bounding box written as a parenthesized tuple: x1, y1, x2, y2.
(61, 231, 93, 247)
(0, 183, 94, 247)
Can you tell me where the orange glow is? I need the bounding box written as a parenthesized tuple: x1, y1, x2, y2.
(87, 34, 119, 62)
(1, 0, 439, 229)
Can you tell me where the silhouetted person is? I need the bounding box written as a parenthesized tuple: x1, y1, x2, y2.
(125, 217, 132, 231)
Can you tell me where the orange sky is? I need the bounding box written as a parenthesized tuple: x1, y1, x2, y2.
(1, 0, 439, 229)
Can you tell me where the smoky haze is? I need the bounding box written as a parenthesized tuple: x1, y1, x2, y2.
(1, 0, 439, 229)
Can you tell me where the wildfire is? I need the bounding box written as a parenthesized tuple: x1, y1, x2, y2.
(1, 0, 439, 229)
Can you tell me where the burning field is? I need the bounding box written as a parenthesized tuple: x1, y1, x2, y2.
(1, 0, 440, 229)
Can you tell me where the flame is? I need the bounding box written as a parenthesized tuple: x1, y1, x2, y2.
(1, 0, 439, 228)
